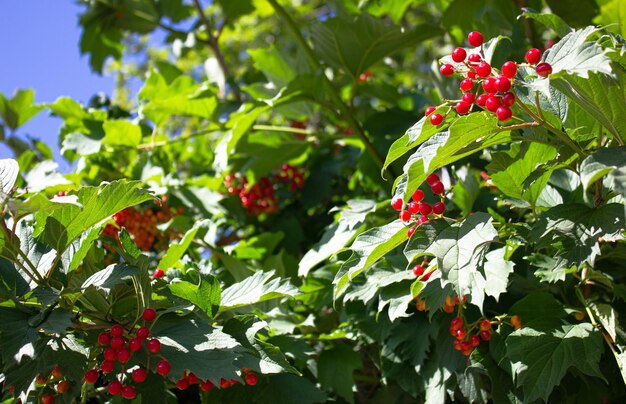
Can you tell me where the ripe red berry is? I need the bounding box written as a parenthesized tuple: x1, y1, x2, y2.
(103, 348, 117, 361)
(451, 47, 467, 63)
(480, 319, 491, 331)
(84, 369, 98, 384)
(433, 202, 445, 215)
(129, 338, 142, 352)
(476, 93, 489, 106)
(142, 308, 157, 322)
(475, 62, 491, 77)
(50, 366, 62, 379)
(495, 76, 511, 92)
(467, 31, 484, 47)
(400, 210, 412, 222)
(412, 189, 424, 202)
(391, 198, 403, 211)
(429, 113, 444, 126)
(485, 95, 502, 112)
(200, 380, 215, 392)
(418, 203, 432, 216)
(187, 373, 199, 385)
(467, 71, 477, 79)
(501, 92, 515, 107)
(132, 368, 148, 383)
(496, 106, 512, 122)
(455, 102, 470, 115)
(525, 48, 542, 64)
(110, 336, 125, 351)
(431, 181, 445, 195)
(413, 264, 425, 276)
(245, 373, 258, 386)
(156, 360, 171, 376)
(480, 330, 491, 341)
(467, 53, 481, 63)
(462, 92, 475, 104)
(450, 317, 463, 331)
(41, 394, 54, 404)
(122, 385, 136, 400)
(459, 78, 473, 92)
(407, 227, 416, 238)
(426, 173, 440, 185)
(153, 268, 165, 278)
(147, 338, 161, 353)
(501, 61, 517, 78)
(407, 202, 420, 214)
(56, 380, 70, 394)
(482, 77, 497, 93)
(425, 106, 436, 116)
(535, 62, 552, 77)
(176, 377, 189, 390)
(108, 381, 123, 395)
(455, 329, 467, 340)
(417, 215, 429, 225)
(440, 64, 455, 76)
(110, 325, 124, 337)
(220, 378, 231, 389)
(453, 340, 462, 350)
(117, 348, 131, 364)
(101, 360, 115, 374)
(98, 332, 110, 346)
(470, 335, 481, 347)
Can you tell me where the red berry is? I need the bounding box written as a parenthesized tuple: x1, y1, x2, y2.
(101, 360, 115, 374)
(476, 93, 489, 107)
(455, 102, 470, 115)
(536, 62, 552, 77)
(110, 325, 124, 337)
(525, 48, 542, 64)
(103, 348, 117, 361)
(50, 366, 62, 379)
(417, 215, 429, 225)
(433, 202, 445, 215)
(462, 92, 475, 104)
(187, 373, 199, 384)
(122, 385, 136, 400)
(450, 317, 463, 331)
(459, 78, 473, 92)
(147, 338, 161, 353)
(108, 381, 123, 395)
(453, 340, 462, 350)
(467, 31, 484, 47)
(407, 227, 416, 238)
(413, 265, 425, 276)
(425, 106, 436, 116)
(475, 62, 491, 77)
(418, 203, 432, 216)
(496, 106, 512, 122)
(485, 95, 501, 112)
(482, 77, 497, 93)
(501, 92, 515, 107)
(142, 308, 157, 322)
(467, 71, 477, 79)
(480, 330, 491, 341)
(41, 394, 55, 404)
(56, 380, 70, 394)
(495, 76, 511, 92)
(200, 380, 214, 392)
(117, 348, 131, 364)
(412, 189, 424, 202)
(426, 173, 440, 185)
(153, 268, 165, 278)
(176, 377, 189, 390)
(98, 332, 110, 346)
(451, 47, 467, 63)
(84, 369, 98, 384)
(407, 201, 420, 214)
(431, 181, 445, 195)
(455, 329, 467, 340)
(440, 64, 455, 76)
(245, 373, 258, 386)
(220, 378, 230, 389)
(110, 336, 125, 351)
(391, 198, 403, 211)
(501, 61, 517, 78)
(400, 210, 411, 222)
(156, 360, 171, 376)
(467, 53, 481, 63)
(129, 338, 142, 351)
(429, 113, 444, 126)
(470, 335, 481, 347)
(132, 368, 148, 383)
(480, 319, 491, 331)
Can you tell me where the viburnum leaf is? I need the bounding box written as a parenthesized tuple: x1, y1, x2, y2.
(580, 146, 626, 215)
(81, 264, 138, 294)
(169, 274, 221, 318)
(157, 221, 205, 269)
(317, 344, 361, 403)
(0, 306, 39, 365)
(521, 9, 572, 37)
(0, 158, 18, 196)
(333, 219, 407, 299)
(219, 270, 300, 312)
(545, 26, 612, 79)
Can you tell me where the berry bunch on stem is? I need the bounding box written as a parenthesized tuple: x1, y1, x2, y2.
(392, 172, 447, 237)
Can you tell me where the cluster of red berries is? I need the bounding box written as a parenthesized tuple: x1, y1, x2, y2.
(224, 164, 305, 215)
(426, 31, 553, 124)
(86, 308, 169, 400)
(27, 366, 69, 404)
(392, 173, 446, 237)
(450, 317, 492, 356)
(102, 201, 183, 251)
(174, 368, 258, 392)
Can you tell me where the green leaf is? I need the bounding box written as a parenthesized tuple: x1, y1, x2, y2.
(0, 89, 43, 130)
(34, 180, 153, 252)
(521, 9, 572, 37)
(318, 344, 361, 403)
(0, 307, 39, 365)
(546, 26, 613, 79)
(311, 14, 443, 78)
(256, 373, 327, 404)
(546, 0, 599, 27)
(580, 147, 626, 213)
(0, 158, 19, 196)
(333, 219, 407, 299)
(169, 275, 221, 318)
(506, 323, 604, 402)
(81, 264, 138, 294)
(157, 221, 204, 269)
(248, 47, 294, 88)
(595, 0, 626, 38)
(219, 270, 300, 312)
(102, 120, 142, 147)
(216, 0, 254, 21)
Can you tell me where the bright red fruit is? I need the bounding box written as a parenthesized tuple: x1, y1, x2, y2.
(417, 215, 429, 225)
(431, 181, 444, 195)
(122, 385, 136, 400)
(407, 202, 420, 214)
(413, 264, 424, 276)
(451, 47, 467, 63)
(426, 173, 440, 185)
(475, 62, 491, 77)
(101, 360, 115, 374)
(467, 31, 484, 47)
(467, 53, 481, 63)
(462, 92, 475, 104)
(501, 61, 517, 78)
(485, 95, 501, 112)
(412, 189, 424, 202)
(407, 227, 416, 238)
(440, 64, 455, 76)
(117, 348, 131, 364)
(459, 78, 473, 92)
(455, 329, 467, 340)
(98, 332, 110, 346)
(450, 317, 463, 331)
(425, 106, 436, 116)
(400, 210, 411, 222)
(482, 77, 497, 93)
(103, 348, 117, 361)
(433, 202, 445, 215)
(129, 338, 142, 352)
(41, 394, 55, 404)
(153, 268, 165, 278)
(110, 325, 124, 337)
(429, 113, 444, 125)
(56, 380, 70, 394)
(536, 62, 552, 77)
(525, 48, 542, 64)
(132, 368, 148, 383)
(496, 106, 512, 122)
(495, 76, 511, 92)
(480, 319, 492, 331)
(176, 377, 189, 390)
(84, 369, 98, 384)
(480, 330, 491, 341)
(419, 203, 432, 216)
(147, 338, 161, 353)
(476, 93, 489, 106)
(501, 92, 515, 107)
(220, 378, 231, 389)
(108, 381, 123, 395)
(110, 336, 125, 351)
(245, 373, 258, 386)
(142, 308, 157, 322)
(470, 335, 481, 347)
(136, 325, 150, 340)
(156, 360, 171, 376)
(200, 380, 214, 392)
(391, 198, 403, 211)
(187, 373, 199, 384)
(455, 102, 470, 115)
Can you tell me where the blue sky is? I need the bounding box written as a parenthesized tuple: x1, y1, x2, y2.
(0, 1, 116, 164)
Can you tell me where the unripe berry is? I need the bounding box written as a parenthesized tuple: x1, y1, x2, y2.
(511, 315, 522, 329)
(117, 348, 131, 364)
(455, 102, 470, 115)
(200, 380, 214, 392)
(391, 198, 403, 211)
(142, 308, 157, 322)
(98, 332, 110, 346)
(129, 338, 142, 351)
(132, 368, 148, 383)
(482, 77, 497, 93)
(147, 338, 161, 353)
(101, 360, 115, 374)
(50, 366, 62, 379)
(525, 48, 542, 64)
(536, 62, 552, 77)
(153, 268, 165, 278)
(419, 203, 432, 215)
(480, 319, 491, 331)
(110, 336, 125, 351)
(110, 325, 124, 337)
(470, 335, 481, 347)
(56, 380, 70, 394)
(496, 106, 512, 122)
(495, 76, 511, 92)
(426, 173, 440, 185)
(476, 93, 489, 107)
(156, 360, 171, 376)
(443, 303, 454, 313)
(122, 385, 136, 400)
(440, 64, 455, 76)
(501, 92, 515, 107)
(84, 369, 98, 384)
(433, 202, 445, 215)
(416, 299, 427, 311)
(431, 181, 445, 195)
(501, 61, 517, 78)
(412, 189, 424, 202)
(400, 210, 411, 222)
(245, 373, 258, 386)
(459, 78, 473, 92)
(429, 113, 444, 126)
(475, 62, 491, 77)
(451, 47, 467, 63)
(407, 202, 420, 214)
(467, 31, 484, 47)
(462, 92, 475, 104)
(108, 381, 123, 395)
(425, 106, 436, 116)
